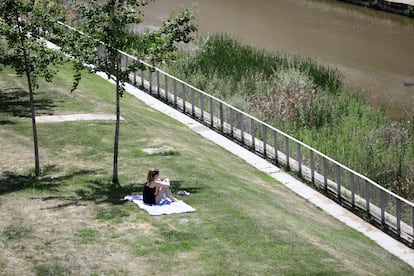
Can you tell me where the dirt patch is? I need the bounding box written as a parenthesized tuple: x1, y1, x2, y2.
(0, 129, 33, 175)
(142, 146, 175, 155)
(299, 230, 378, 275)
(0, 195, 149, 275)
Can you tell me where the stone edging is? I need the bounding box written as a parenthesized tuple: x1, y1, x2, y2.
(36, 113, 124, 123)
(339, 0, 414, 17)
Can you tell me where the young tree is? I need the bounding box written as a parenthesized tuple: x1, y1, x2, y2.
(0, 0, 67, 176)
(64, 0, 196, 185)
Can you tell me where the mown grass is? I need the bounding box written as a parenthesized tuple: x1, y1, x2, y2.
(0, 63, 413, 275)
(165, 34, 414, 200)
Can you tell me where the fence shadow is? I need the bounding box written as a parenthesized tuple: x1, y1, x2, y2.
(0, 87, 57, 117)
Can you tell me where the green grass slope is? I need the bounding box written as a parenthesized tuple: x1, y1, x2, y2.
(0, 64, 413, 275)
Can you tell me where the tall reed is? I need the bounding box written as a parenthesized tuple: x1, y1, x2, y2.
(166, 34, 414, 200)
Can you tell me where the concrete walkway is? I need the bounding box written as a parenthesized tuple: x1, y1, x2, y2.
(96, 72, 414, 269)
(36, 113, 124, 123)
(388, 0, 414, 5)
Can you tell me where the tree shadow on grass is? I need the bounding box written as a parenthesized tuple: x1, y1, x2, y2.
(0, 120, 15, 125)
(0, 166, 204, 209)
(169, 180, 203, 195)
(73, 179, 204, 205)
(75, 179, 143, 205)
(0, 87, 57, 117)
(0, 166, 99, 195)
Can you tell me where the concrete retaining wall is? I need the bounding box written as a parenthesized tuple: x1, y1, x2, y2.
(339, 0, 414, 17)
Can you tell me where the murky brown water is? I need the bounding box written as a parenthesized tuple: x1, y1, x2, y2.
(142, 0, 414, 118)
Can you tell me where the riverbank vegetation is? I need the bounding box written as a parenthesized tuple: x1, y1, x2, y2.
(165, 34, 414, 200)
(2, 64, 412, 274)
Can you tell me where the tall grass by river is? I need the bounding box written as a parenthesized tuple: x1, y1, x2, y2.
(165, 34, 414, 200)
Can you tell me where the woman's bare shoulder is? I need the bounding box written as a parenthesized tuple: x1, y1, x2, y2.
(148, 180, 163, 187)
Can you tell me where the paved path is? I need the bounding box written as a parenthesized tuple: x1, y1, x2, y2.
(36, 113, 124, 123)
(389, 0, 414, 5)
(96, 72, 414, 269)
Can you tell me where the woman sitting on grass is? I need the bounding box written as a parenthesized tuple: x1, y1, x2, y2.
(143, 168, 178, 205)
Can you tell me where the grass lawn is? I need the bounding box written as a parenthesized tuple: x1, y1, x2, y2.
(0, 64, 413, 275)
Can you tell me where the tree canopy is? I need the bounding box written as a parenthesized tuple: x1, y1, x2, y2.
(0, 0, 197, 183)
(0, 0, 67, 88)
(60, 0, 197, 184)
(0, 0, 69, 176)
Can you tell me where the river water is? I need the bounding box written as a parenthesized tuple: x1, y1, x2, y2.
(141, 0, 414, 118)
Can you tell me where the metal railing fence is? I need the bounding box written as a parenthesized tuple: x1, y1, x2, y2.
(120, 51, 414, 246)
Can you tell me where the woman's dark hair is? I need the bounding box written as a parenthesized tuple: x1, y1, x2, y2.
(147, 168, 160, 183)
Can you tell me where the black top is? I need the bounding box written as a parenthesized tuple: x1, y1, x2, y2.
(143, 183, 156, 204)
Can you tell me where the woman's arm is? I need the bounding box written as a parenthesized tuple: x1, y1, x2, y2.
(148, 179, 170, 188)
(161, 178, 170, 186)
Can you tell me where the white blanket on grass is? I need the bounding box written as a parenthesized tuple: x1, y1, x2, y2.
(124, 195, 196, 216)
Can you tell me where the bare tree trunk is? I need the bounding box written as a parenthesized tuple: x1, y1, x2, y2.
(112, 60, 120, 186)
(18, 17, 40, 176)
(111, 1, 120, 186)
(28, 72, 40, 176)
